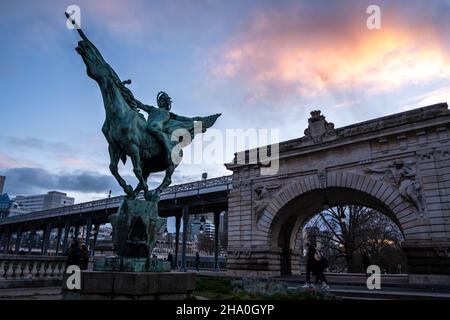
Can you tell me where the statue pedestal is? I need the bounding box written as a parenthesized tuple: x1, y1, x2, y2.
(109, 199, 165, 258)
(76, 271, 196, 300)
(93, 256, 171, 272)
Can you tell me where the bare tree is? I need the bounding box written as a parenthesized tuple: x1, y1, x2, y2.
(304, 205, 406, 273)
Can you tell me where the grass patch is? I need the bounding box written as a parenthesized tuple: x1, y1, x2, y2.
(193, 276, 335, 300)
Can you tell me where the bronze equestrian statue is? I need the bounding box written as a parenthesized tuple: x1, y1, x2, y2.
(67, 13, 220, 202)
(66, 13, 220, 262)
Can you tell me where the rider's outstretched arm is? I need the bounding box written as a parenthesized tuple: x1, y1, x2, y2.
(136, 100, 155, 114)
(170, 112, 195, 122)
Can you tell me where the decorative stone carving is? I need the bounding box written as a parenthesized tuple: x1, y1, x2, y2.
(304, 110, 336, 143)
(232, 251, 252, 260)
(232, 180, 251, 189)
(365, 160, 425, 216)
(253, 184, 281, 221)
(317, 169, 327, 188)
(417, 147, 450, 161)
(434, 247, 450, 258)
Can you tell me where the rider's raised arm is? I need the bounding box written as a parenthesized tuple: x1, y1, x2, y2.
(136, 100, 156, 114)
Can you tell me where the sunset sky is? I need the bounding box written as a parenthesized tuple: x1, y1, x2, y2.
(1, 0, 450, 203)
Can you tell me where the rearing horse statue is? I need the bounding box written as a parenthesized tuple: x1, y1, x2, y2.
(67, 16, 220, 201)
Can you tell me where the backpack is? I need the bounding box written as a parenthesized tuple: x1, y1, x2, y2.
(315, 250, 329, 269)
(321, 257, 329, 269)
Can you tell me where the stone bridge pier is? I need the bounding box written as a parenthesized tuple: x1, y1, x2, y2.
(225, 103, 450, 285)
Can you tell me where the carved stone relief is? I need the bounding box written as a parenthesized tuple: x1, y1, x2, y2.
(253, 184, 281, 221)
(365, 159, 425, 216)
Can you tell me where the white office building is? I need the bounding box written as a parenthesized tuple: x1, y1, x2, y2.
(13, 191, 75, 212)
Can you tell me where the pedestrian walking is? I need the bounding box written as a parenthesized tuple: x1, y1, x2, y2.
(313, 249, 330, 290)
(195, 252, 200, 272)
(302, 242, 317, 288)
(62, 239, 82, 299)
(362, 250, 371, 276)
(167, 252, 174, 269)
(65, 238, 82, 268)
(80, 244, 89, 270)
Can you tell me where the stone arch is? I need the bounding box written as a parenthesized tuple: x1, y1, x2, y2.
(256, 172, 428, 248)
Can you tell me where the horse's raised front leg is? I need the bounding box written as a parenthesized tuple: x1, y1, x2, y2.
(108, 146, 134, 197)
(129, 145, 149, 197)
(147, 163, 176, 201)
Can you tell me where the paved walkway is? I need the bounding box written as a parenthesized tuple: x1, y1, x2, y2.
(0, 287, 62, 300)
(286, 283, 450, 300)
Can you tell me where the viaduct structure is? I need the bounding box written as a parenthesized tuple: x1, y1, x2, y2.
(0, 176, 232, 270)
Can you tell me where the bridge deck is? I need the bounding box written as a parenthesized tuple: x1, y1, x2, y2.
(0, 175, 232, 229)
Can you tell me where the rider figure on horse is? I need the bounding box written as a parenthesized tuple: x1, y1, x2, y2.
(135, 92, 173, 164)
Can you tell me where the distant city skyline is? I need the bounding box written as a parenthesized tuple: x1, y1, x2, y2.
(2, 0, 450, 202)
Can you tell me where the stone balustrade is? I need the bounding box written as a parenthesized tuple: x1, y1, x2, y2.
(0, 254, 66, 281)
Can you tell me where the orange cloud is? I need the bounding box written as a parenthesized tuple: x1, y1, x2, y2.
(212, 3, 450, 102)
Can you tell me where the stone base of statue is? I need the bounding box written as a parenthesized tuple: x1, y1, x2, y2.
(62, 198, 196, 300)
(109, 198, 165, 259)
(93, 256, 171, 272)
(76, 271, 196, 300)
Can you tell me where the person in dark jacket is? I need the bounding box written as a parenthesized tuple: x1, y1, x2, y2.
(362, 250, 371, 276)
(313, 250, 330, 290)
(167, 252, 174, 269)
(302, 242, 317, 288)
(66, 239, 82, 268)
(80, 244, 89, 270)
(195, 252, 200, 272)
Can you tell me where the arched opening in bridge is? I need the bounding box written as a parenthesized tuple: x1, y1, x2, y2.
(270, 187, 408, 275)
(300, 204, 406, 274)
